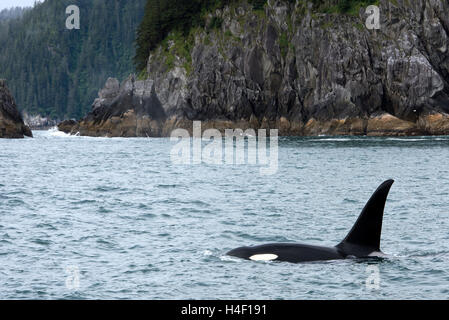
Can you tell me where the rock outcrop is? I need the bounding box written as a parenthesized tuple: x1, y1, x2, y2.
(0, 79, 32, 138)
(64, 0, 449, 137)
(57, 119, 78, 134)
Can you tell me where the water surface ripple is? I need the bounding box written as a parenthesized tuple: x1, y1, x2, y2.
(0, 131, 449, 299)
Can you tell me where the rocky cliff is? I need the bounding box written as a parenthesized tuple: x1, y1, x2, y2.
(61, 0, 449, 137)
(0, 80, 32, 138)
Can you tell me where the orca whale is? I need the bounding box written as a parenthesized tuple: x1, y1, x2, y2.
(227, 179, 394, 263)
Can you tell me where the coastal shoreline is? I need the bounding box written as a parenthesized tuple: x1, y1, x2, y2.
(58, 112, 449, 138)
(58, 0, 449, 138)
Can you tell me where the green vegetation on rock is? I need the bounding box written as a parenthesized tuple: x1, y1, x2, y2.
(135, 0, 379, 73)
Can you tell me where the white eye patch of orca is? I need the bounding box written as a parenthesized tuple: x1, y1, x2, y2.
(249, 254, 278, 261)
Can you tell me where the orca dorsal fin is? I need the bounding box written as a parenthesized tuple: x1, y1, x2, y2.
(337, 180, 394, 252)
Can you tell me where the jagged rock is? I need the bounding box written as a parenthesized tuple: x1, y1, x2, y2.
(71, 76, 166, 137)
(57, 119, 78, 134)
(69, 0, 449, 137)
(0, 79, 32, 138)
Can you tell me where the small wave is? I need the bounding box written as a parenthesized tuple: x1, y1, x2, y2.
(385, 138, 428, 142)
(315, 138, 353, 142)
(96, 238, 117, 249)
(7, 199, 26, 206)
(35, 223, 57, 231)
(32, 238, 52, 246)
(94, 186, 123, 192)
(141, 213, 156, 218)
(156, 184, 180, 189)
(219, 255, 240, 262)
(223, 231, 293, 243)
(98, 206, 113, 214)
(77, 235, 98, 242)
(46, 127, 72, 137)
(71, 199, 97, 205)
(124, 265, 160, 274)
(407, 250, 449, 258)
(202, 250, 213, 256)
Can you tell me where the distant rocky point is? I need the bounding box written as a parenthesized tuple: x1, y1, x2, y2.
(0, 79, 32, 139)
(58, 119, 78, 134)
(58, 0, 449, 137)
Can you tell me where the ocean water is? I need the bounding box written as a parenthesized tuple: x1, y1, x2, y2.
(1, 129, 449, 299)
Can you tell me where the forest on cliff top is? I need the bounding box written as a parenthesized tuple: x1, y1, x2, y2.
(0, 0, 375, 119)
(133, 0, 377, 70)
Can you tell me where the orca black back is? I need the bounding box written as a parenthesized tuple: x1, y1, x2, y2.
(227, 180, 395, 263)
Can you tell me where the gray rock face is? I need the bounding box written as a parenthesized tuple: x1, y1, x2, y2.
(72, 0, 449, 137)
(0, 79, 32, 138)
